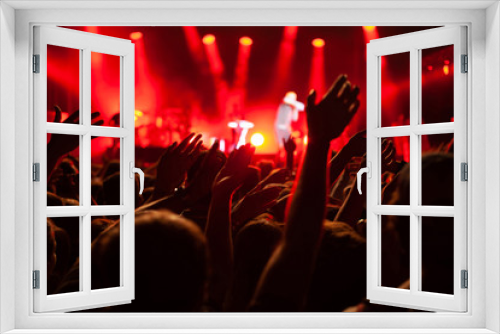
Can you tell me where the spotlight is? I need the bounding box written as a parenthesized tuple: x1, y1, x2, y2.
(443, 65, 450, 75)
(239, 36, 253, 46)
(363, 26, 376, 32)
(312, 38, 325, 48)
(251, 133, 265, 147)
(202, 34, 216, 45)
(130, 32, 143, 40)
(134, 109, 143, 121)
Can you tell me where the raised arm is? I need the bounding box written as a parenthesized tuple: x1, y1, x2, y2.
(47, 107, 103, 181)
(205, 144, 255, 310)
(150, 133, 203, 202)
(250, 75, 360, 311)
(335, 139, 396, 228)
(329, 130, 366, 185)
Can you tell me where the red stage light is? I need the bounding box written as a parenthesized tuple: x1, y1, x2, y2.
(239, 36, 253, 46)
(427, 65, 433, 71)
(130, 32, 143, 40)
(312, 38, 325, 48)
(284, 26, 298, 40)
(134, 109, 143, 121)
(251, 133, 265, 147)
(443, 65, 450, 75)
(202, 34, 216, 45)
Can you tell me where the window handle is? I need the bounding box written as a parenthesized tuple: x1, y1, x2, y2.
(129, 162, 145, 195)
(357, 162, 371, 195)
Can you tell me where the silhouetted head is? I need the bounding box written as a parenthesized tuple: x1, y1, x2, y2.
(92, 210, 208, 312)
(306, 222, 366, 311)
(227, 218, 283, 311)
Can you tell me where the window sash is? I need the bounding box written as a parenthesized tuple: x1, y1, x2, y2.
(33, 25, 135, 313)
(366, 26, 468, 312)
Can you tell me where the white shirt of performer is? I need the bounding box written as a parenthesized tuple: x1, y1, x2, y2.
(275, 91, 300, 146)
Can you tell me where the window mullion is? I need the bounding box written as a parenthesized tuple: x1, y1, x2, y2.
(409, 48, 420, 295)
(81, 47, 92, 295)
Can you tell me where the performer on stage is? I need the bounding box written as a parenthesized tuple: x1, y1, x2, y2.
(274, 91, 304, 148)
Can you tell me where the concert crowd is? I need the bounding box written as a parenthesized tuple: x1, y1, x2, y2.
(46, 74, 454, 312)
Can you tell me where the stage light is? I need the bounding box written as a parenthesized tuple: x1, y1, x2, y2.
(312, 38, 325, 48)
(202, 34, 216, 45)
(130, 32, 143, 40)
(444, 59, 450, 65)
(427, 65, 433, 71)
(310, 39, 326, 97)
(362, 26, 379, 44)
(239, 36, 253, 46)
(134, 110, 143, 121)
(284, 26, 298, 40)
(251, 133, 265, 147)
(443, 65, 450, 75)
(303, 135, 308, 146)
(182, 27, 205, 69)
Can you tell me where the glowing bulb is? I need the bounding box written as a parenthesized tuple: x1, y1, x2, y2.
(251, 133, 265, 147)
(202, 34, 216, 45)
(312, 38, 325, 48)
(443, 65, 450, 75)
(130, 32, 143, 40)
(239, 36, 253, 46)
(134, 110, 143, 122)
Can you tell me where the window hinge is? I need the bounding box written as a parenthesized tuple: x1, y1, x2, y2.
(33, 270, 40, 289)
(33, 163, 40, 182)
(461, 270, 468, 289)
(461, 162, 468, 181)
(33, 54, 40, 73)
(461, 54, 468, 73)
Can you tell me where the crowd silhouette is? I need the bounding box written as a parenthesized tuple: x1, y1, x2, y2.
(46, 74, 455, 312)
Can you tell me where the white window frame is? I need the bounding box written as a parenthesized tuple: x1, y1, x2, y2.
(33, 25, 136, 313)
(0, 1, 499, 333)
(366, 26, 468, 312)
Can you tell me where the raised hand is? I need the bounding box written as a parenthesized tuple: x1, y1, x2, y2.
(381, 139, 399, 174)
(212, 144, 255, 196)
(184, 140, 226, 204)
(342, 130, 366, 158)
(306, 75, 360, 146)
(329, 130, 366, 187)
(48, 107, 104, 158)
(231, 185, 282, 229)
(255, 168, 289, 191)
(152, 133, 203, 200)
